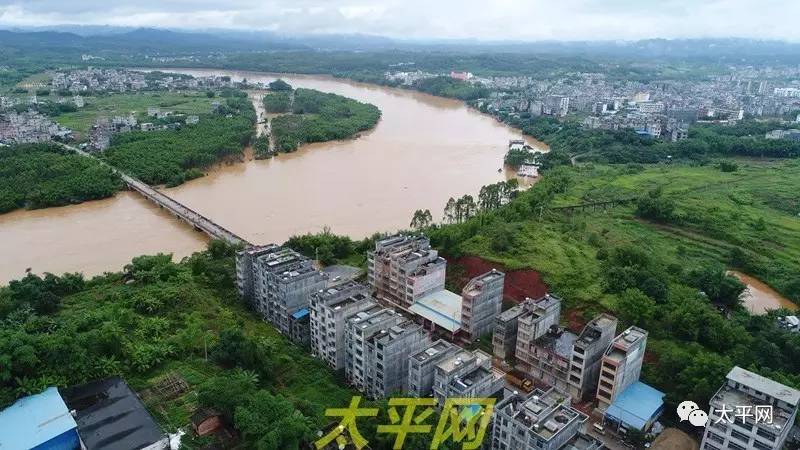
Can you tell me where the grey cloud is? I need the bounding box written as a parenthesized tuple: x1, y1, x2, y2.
(0, 0, 798, 41)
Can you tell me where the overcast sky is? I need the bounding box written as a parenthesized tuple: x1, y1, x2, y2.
(1, 0, 798, 42)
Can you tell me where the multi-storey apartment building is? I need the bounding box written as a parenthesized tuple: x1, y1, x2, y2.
(432, 349, 505, 407)
(490, 388, 604, 450)
(513, 295, 562, 374)
(236, 244, 279, 301)
(514, 295, 621, 401)
(237, 244, 327, 337)
(367, 235, 446, 307)
(492, 300, 530, 361)
(309, 281, 374, 370)
(596, 326, 648, 411)
(408, 340, 458, 397)
(566, 314, 618, 401)
(345, 306, 403, 392)
(701, 366, 800, 450)
(364, 320, 430, 399)
(255, 247, 327, 336)
(460, 270, 505, 342)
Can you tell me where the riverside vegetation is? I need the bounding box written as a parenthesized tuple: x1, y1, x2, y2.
(268, 87, 381, 153)
(0, 143, 122, 213)
(102, 92, 255, 186)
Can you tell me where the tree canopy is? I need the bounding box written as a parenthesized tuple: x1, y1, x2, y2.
(0, 143, 122, 213)
(271, 88, 381, 152)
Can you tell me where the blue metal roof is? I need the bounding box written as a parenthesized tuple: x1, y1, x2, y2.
(0, 387, 78, 450)
(604, 381, 665, 431)
(292, 308, 310, 320)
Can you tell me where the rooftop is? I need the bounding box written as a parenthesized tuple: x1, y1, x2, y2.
(438, 349, 481, 373)
(313, 281, 370, 309)
(0, 387, 78, 450)
(727, 366, 800, 407)
(369, 320, 423, 346)
(497, 303, 526, 322)
(500, 388, 586, 441)
(463, 269, 504, 296)
(351, 307, 397, 330)
(605, 326, 647, 361)
(537, 328, 579, 359)
(576, 314, 617, 347)
(411, 339, 454, 363)
(604, 381, 665, 431)
(60, 377, 165, 450)
(409, 288, 463, 332)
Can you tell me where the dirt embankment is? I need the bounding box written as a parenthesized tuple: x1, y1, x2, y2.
(448, 255, 548, 303)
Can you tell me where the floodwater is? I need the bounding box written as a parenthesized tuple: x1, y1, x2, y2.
(729, 270, 798, 315)
(0, 69, 546, 284)
(0, 192, 209, 284)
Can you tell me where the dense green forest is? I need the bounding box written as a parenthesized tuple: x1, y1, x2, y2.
(0, 243, 352, 448)
(0, 143, 122, 213)
(271, 88, 380, 152)
(102, 94, 255, 186)
(263, 91, 291, 113)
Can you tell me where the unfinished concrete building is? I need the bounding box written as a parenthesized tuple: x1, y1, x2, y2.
(364, 320, 430, 399)
(289, 308, 311, 347)
(514, 295, 621, 401)
(408, 340, 458, 397)
(701, 366, 799, 450)
(514, 295, 563, 373)
(490, 388, 603, 450)
(596, 326, 648, 411)
(309, 281, 374, 371)
(492, 300, 530, 361)
(236, 246, 327, 336)
(235, 244, 279, 301)
(566, 314, 618, 401)
(432, 349, 505, 407)
(367, 235, 446, 308)
(460, 270, 505, 343)
(345, 306, 403, 393)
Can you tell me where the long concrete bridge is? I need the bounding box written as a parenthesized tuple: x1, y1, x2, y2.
(62, 144, 248, 246)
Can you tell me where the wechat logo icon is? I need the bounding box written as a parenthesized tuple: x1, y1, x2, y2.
(677, 400, 708, 427)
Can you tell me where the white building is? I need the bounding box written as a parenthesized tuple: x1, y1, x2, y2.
(700, 366, 800, 450)
(596, 326, 648, 411)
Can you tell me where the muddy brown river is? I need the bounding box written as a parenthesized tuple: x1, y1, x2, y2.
(0, 69, 546, 284)
(728, 270, 798, 315)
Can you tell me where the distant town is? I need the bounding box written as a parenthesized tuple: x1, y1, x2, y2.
(386, 67, 800, 142)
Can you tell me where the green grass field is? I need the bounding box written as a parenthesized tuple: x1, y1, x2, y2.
(453, 159, 800, 312)
(55, 92, 214, 138)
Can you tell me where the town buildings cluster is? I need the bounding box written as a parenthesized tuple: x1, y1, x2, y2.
(50, 68, 235, 93)
(235, 234, 800, 450)
(236, 235, 693, 449)
(385, 65, 800, 141)
(87, 107, 200, 151)
(0, 110, 72, 144)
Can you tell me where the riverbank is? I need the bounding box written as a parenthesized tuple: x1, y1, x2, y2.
(1, 68, 532, 284)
